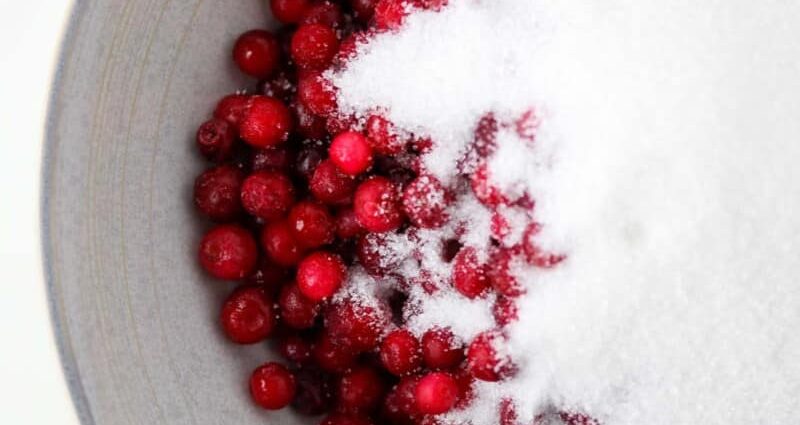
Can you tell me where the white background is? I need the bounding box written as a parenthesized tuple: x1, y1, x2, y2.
(0, 0, 80, 423)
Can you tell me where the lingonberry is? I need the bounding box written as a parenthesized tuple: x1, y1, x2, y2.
(240, 170, 295, 220)
(310, 160, 356, 205)
(278, 283, 320, 329)
(335, 208, 364, 239)
(499, 398, 519, 425)
(292, 367, 335, 415)
(196, 118, 236, 163)
(199, 224, 258, 280)
(240, 96, 293, 148)
(487, 247, 525, 297)
(522, 222, 566, 268)
(289, 201, 336, 248)
(452, 247, 490, 299)
(297, 71, 337, 116)
(300, 1, 344, 27)
(421, 328, 464, 370)
(379, 329, 421, 376)
(297, 251, 346, 301)
(330, 131, 374, 176)
(193, 165, 244, 222)
(294, 102, 328, 139)
(466, 331, 516, 382)
(356, 232, 403, 276)
(213, 93, 249, 126)
(261, 220, 307, 266)
(470, 163, 508, 207)
(251, 146, 293, 173)
(233, 30, 281, 79)
(493, 296, 518, 327)
(373, 0, 409, 30)
(278, 334, 314, 365)
(414, 372, 459, 415)
(296, 143, 328, 180)
(402, 174, 452, 229)
(220, 286, 276, 344)
(290, 24, 339, 71)
(313, 333, 358, 373)
(366, 114, 405, 155)
(325, 300, 387, 352)
(249, 362, 296, 410)
(381, 376, 419, 424)
(270, 0, 312, 24)
(353, 176, 405, 233)
(247, 258, 289, 294)
(337, 365, 386, 412)
(349, 0, 378, 23)
(258, 69, 296, 102)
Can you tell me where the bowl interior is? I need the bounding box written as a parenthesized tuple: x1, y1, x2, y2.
(44, 1, 308, 424)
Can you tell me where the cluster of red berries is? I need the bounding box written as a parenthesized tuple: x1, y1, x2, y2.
(192, 0, 590, 424)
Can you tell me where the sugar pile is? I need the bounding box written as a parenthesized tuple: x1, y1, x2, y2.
(333, 0, 800, 424)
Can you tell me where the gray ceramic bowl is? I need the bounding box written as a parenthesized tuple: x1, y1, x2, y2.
(43, 1, 303, 424)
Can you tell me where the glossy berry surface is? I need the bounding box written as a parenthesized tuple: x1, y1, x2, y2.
(261, 220, 306, 267)
(249, 362, 296, 410)
(233, 30, 281, 78)
(240, 96, 293, 148)
(421, 328, 464, 370)
(288, 201, 336, 248)
(278, 283, 320, 329)
(220, 286, 276, 344)
(330, 131, 374, 176)
(241, 170, 295, 220)
(270, 0, 312, 23)
(310, 160, 356, 205)
(199, 224, 258, 280)
(194, 165, 243, 222)
(353, 176, 404, 233)
(296, 251, 346, 301)
(414, 372, 459, 415)
(290, 24, 339, 70)
(379, 329, 421, 376)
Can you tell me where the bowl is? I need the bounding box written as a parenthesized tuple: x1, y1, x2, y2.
(42, 1, 303, 423)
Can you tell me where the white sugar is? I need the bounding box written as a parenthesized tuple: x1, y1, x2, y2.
(334, 0, 800, 424)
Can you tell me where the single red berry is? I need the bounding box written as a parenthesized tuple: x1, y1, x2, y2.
(330, 132, 374, 175)
(297, 251, 346, 301)
(452, 247, 490, 299)
(421, 328, 464, 370)
(373, 0, 408, 30)
(365, 114, 405, 155)
(294, 102, 328, 139)
(356, 232, 403, 276)
(278, 334, 314, 365)
(289, 201, 335, 248)
(196, 118, 236, 163)
(199, 224, 258, 280)
(487, 247, 525, 297)
(261, 220, 307, 266)
(292, 367, 335, 415)
(522, 222, 566, 268)
(300, 1, 344, 27)
(353, 176, 405, 233)
(414, 372, 459, 415)
(278, 283, 320, 329)
(380, 329, 421, 376)
(241, 170, 295, 221)
(214, 93, 249, 126)
(313, 333, 357, 373)
(251, 146, 293, 173)
(402, 175, 452, 229)
(499, 398, 519, 425)
(325, 300, 387, 352)
(493, 296, 518, 327)
(233, 30, 281, 79)
(466, 331, 516, 382)
(270, 0, 312, 23)
(335, 208, 364, 239)
(338, 365, 386, 411)
(220, 286, 276, 344)
(250, 362, 296, 410)
(296, 144, 328, 180)
(382, 376, 419, 423)
(194, 165, 244, 222)
(240, 96, 293, 148)
(290, 24, 339, 71)
(470, 163, 507, 207)
(349, 0, 378, 23)
(321, 413, 374, 425)
(310, 160, 357, 205)
(297, 72, 338, 116)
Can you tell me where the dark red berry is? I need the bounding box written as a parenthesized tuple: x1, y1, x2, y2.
(466, 331, 515, 382)
(270, 0, 312, 23)
(194, 165, 244, 222)
(296, 143, 328, 180)
(310, 160, 356, 205)
(321, 413, 374, 425)
(220, 286, 276, 344)
(499, 398, 519, 425)
(262, 220, 307, 266)
(338, 365, 386, 412)
(365, 114, 405, 155)
(199, 224, 258, 280)
(258, 69, 296, 102)
(373, 0, 408, 30)
(214, 94, 249, 126)
(473, 113, 498, 157)
(402, 175, 452, 229)
(297, 251, 346, 301)
(247, 259, 289, 294)
(313, 333, 357, 373)
(379, 329, 421, 376)
(522, 222, 566, 268)
(414, 372, 459, 415)
(487, 247, 525, 297)
(292, 367, 335, 415)
(452, 247, 489, 299)
(250, 362, 296, 410)
(325, 300, 387, 352)
(559, 412, 600, 425)
(278, 283, 320, 329)
(493, 296, 518, 327)
(330, 131, 374, 176)
(335, 208, 364, 239)
(290, 24, 339, 71)
(251, 146, 293, 173)
(240, 96, 293, 148)
(196, 118, 236, 163)
(294, 102, 328, 140)
(289, 201, 336, 248)
(278, 334, 314, 365)
(241, 170, 295, 220)
(421, 328, 464, 370)
(353, 176, 405, 233)
(382, 376, 419, 424)
(356, 232, 403, 276)
(233, 30, 281, 79)
(297, 72, 337, 116)
(349, 0, 377, 23)
(300, 1, 344, 27)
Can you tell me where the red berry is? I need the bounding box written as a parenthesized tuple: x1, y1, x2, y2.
(240, 96, 293, 148)
(493, 296, 518, 327)
(310, 160, 356, 205)
(338, 365, 386, 411)
(251, 146, 293, 173)
(294, 102, 328, 139)
(313, 333, 357, 373)
(199, 224, 258, 280)
(466, 331, 515, 382)
(247, 259, 289, 294)
(453, 367, 475, 408)
(290, 24, 339, 71)
(470, 163, 507, 207)
(522, 222, 566, 268)
(487, 247, 525, 297)
(452, 247, 489, 299)
(249, 362, 296, 410)
(382, 376, 419, 423)
(421, 328, 464, 370)
(473, 113, 498, 157)
(373, 0, 408, 30)
(353, 176, 405, 233)
(490, 211, 511, 241)
(278, 335, 314, 365)
(325, 300, 387, 352)
(402, 175, 452, 229)
(297, 251, 346, 301)
(349, 0, 378, 23)
(300, 1, 344, 27)
(194, 165, 244, 222)
(321, 413, 374, 425)
(233, 30, 281, 79)
(214, 94, 249, 126)
(270, 0, 312, 23)
(330, 131, 374, 175)
(262, 220, 307, 266)
(356, 232, 403, 276)
(220, 286, 276, 344)
(414, 372, 459, 415)
(292, 367, 335, 415)
(288, 201, 335, 248)
(366, 115, 405, 155)
(278, 283, 320, 329)
(196, 118, 236, 163)
(335, 208, 364, 239)
(241, 171, 295, 220)
(380, 329, 421, 376)
(297, 72, 338, 116)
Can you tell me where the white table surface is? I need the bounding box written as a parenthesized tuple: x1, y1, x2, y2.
(0, 0, 80, 423)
